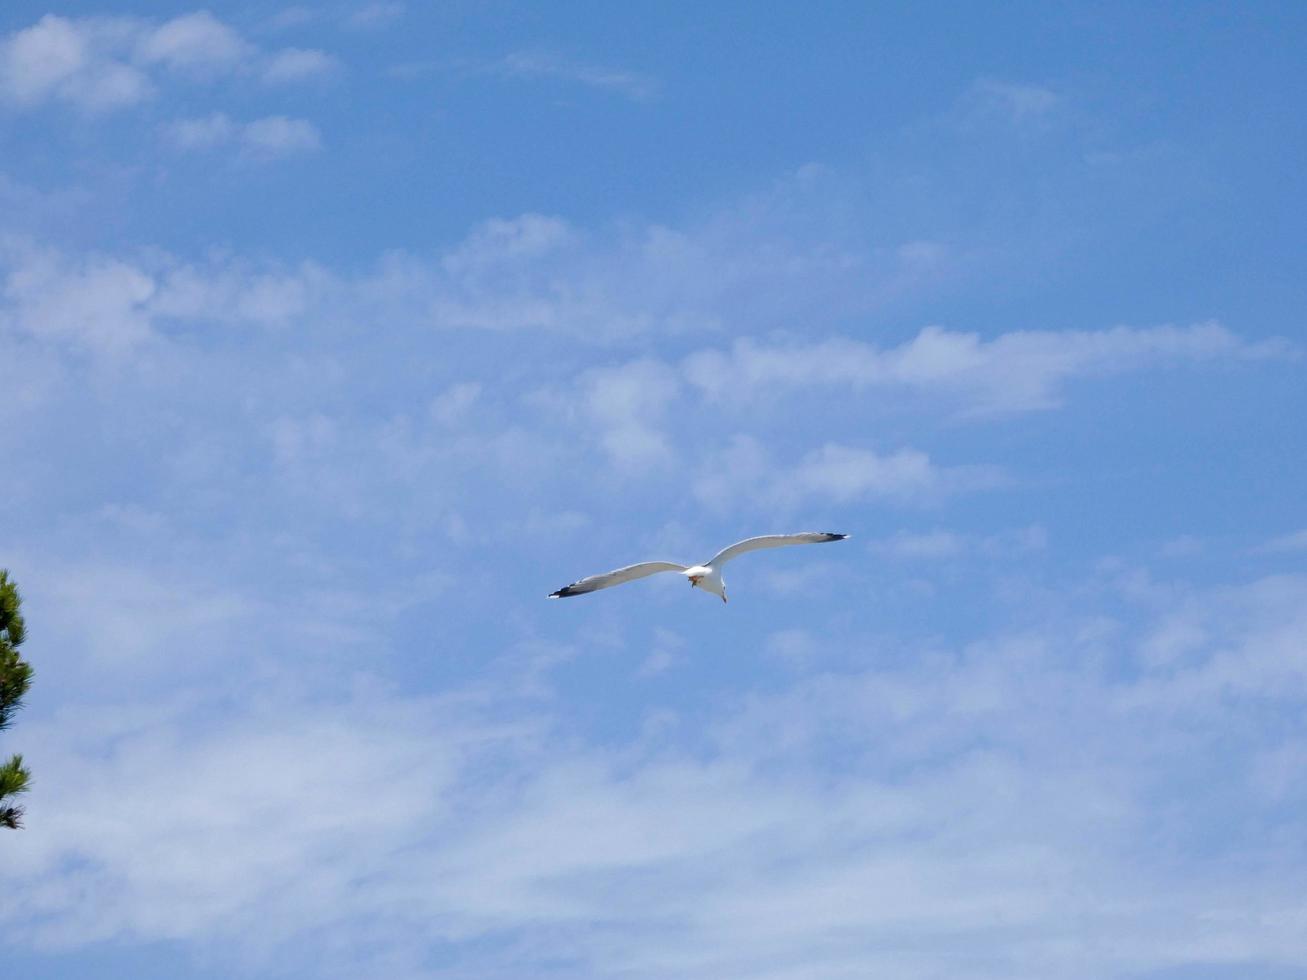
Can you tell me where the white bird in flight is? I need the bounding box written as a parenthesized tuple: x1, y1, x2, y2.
(548, 532, 849, 604)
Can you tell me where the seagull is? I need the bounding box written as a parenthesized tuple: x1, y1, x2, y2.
(548, 532, 849, 604)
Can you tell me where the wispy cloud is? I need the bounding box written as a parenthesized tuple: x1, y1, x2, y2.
(683, 322, 1290, 415)
(0, 239, 324, 353)
(167, 111, 323, 158)
(783, 442, 1003, 506)
(2, 13, 1304, 978)
(239, 114, 322, 156)
(963, 77, 1060, 125)
(6, 565, 1307, 977)
(346, 2, 406, 30)
(1258, 529, 1307, 554)
(0, 239, 156, 352)
(580, 359, 682, 471)
(488, 50, 659, 101)
(689, 437, 1002, 513)
(870, 525, 1047, 560)
(261, 47, 338, 84)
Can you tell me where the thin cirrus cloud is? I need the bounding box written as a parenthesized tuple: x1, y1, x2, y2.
(1257, 528, 1307, 554)
(346, 2, 406, 30)
(264, 3, 406, 33)
(0, 11, 335, 111)
(869, 525, 1048, 560)
(391, 51, 658, 100)
(487, 50, 659, 101)
(962, 77, 1060, 125)
(260, 47, 338, 83)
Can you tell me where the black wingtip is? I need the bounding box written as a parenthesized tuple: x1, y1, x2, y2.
(826, 532, 849, 541)
(548, 585, 580, 598)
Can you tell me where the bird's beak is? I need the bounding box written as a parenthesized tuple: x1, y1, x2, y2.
(722, 594, 728, 604)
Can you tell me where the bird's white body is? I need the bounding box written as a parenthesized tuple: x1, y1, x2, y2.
(548, 532, 848, 603)
(682, 564, 726, 601)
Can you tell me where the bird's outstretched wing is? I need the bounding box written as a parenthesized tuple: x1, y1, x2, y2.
(706, 532, 848, 568)
(548, 561, 687, 598)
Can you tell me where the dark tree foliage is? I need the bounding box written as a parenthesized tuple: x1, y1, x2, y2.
(0, 569, 32, 829)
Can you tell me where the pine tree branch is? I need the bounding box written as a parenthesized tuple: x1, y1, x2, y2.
(0, 753, 29, 798)
(0, 570, 32, 830)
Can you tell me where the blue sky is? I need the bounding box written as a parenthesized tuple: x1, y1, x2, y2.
(1, 3, 1306, 978)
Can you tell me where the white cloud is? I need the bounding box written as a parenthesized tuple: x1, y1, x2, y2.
(582, 359, 682, 471)
(135, 11, 250, 74)
(0, 15, 151, 111)
(28, 559, 255, 673)
(1, 214, 1303, 980)
(261, 47, 337, 83)
(0, 240, 155, 352)
(1, 46, 1303, 978)
(401, 190, 955, 339)
(683, 321, 1288, 415)
(426, 214, 588, 330)
(6, 572, 1307, 977)
(0, 240, 327, 352)
(165, 113, 322, 157)
(527, 345, 997, 501)
(164, 111, 238, 149)
(691, 437, 999, 513)
(6, 690, 463, 949)
(0, 11, 338, 112)
(444, 213, 575, 271)
(241, 115, 322, 155)
(151, 256, 321, 325)
(786, 441, 987, 508)
(1119, 574, 1307, 708)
